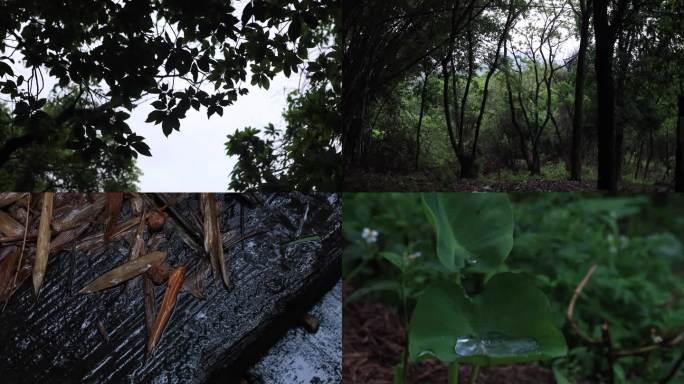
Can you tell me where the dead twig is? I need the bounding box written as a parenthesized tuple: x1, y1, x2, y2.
(566, 263, 599, 345)
(602, 322, 615, 384)
(659, 351, 684, 384)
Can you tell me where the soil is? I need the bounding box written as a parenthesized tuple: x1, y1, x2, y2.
(342, 283, 556, 384)
(344, 169, 673, 193)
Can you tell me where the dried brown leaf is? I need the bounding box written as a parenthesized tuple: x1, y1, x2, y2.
(50, 223, 89, 254)
(130, 193, 144, 215)
(0, 210, 25, 237)
(143, 275, 157, 334)
(0, 246, 20, 302)
(104, 192, 123, 243)
(125, 207, 147, 291)
(33, 192, 54, 296)
(146, 265, 186, 358)
(52, 194, 106, 232)
(200, 193, 231, 290)
(78, 251, 167, 294)
(75, 216, 142, 253)
(0, 193, 27, 208)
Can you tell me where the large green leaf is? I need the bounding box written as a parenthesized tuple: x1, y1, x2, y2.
(422, 193, 513, 272)
(409, 273, 567, 366)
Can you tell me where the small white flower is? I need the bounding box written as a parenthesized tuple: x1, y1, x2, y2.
(619, 235, 629, 249)
(408, 251, 422, 261)
(361, 228, 379, 244)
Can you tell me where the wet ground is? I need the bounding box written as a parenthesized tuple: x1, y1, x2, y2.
(249, 280, 342, 383)
(0, 193, 341, 384)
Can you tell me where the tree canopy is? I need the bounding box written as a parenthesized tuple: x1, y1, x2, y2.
(0, 0, 339, 190)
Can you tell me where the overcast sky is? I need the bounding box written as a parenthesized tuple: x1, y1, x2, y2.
(132, 73, 299, 192)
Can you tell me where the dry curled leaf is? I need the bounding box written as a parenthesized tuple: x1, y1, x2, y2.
(0, 210, 24, 237)
(104, 192, 123, 243)
(143, 275, 157, 334)
(50, 223, 89, 254)
(0, 246, 20, 302)
(33, 192, 54, 296)
(52, 194, 106, 232)
(146, 265, 186, 358)
(130, 193, 144, 215)
(78, 251, 167, 294)
(0, 193, 27, 208)
(200, 193, 231, 290)
(126, 207, 147, 291)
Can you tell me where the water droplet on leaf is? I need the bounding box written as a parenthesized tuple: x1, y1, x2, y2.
(454, 333, 539, 357)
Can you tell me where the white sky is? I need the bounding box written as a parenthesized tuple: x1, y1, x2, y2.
(132, 73, 299, 192)
(5, 0, 303, 192)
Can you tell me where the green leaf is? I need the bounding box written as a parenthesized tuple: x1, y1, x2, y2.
(421, 193, 513, 273)
(379, 251, 407, 272)
(130, 141, 152, 156)
(552, 365, 571, 384)
(288, 18, 301, 41)
(409, 272, 567, 366)
(0, 61, 13, 77)
(344, 280, 400, 304)
(145, 110, 165, 123)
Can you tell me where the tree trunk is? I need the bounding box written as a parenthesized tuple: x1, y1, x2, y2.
(644, 128, 654, 180)
(676, 95, 684, 191)
(531, 145, 541, 175)
(415, 66, 430, 171)
(571, 0, 592, 181)
(458, 154, 476, 179)
(635, 139, 644, 179)
(592, 0, 617, 191)
(442, 57, 461, 162)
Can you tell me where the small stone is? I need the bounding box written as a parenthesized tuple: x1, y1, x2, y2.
(301, 314, 320, 334)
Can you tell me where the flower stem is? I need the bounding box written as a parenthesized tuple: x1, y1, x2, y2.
(467, 365, 480, 384)
(447, 361, 459, 384)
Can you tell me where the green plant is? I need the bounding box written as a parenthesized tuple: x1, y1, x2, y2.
(409, 193, 567, 383)
(343, 193, 684, 383)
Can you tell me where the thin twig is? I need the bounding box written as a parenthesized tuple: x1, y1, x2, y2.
(602, 322, 615, 384)
(659, 350, 684, 384)
(566, 263, 599, 344)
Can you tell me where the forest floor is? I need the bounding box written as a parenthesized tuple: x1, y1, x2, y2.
(344, 169, 672, 193)
(342, 283, 556, 384)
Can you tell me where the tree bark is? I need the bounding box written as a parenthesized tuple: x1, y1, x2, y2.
(644, 127, 654, 179)
(676, 94, 684, 191)
(442, 57, 461, 161)
(570, 0, 592, 181)
(592, 0, 618, 191)
(415, 64, 430, 171)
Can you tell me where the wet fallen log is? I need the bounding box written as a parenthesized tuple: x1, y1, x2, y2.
(0, 193, 341, 383)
